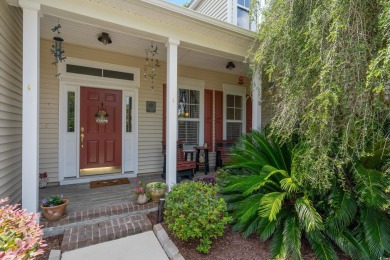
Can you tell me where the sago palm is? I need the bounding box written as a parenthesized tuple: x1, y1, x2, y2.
(221, 131, 336, 260)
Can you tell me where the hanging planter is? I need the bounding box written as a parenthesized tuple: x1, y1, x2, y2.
(95, 103, 109, 125)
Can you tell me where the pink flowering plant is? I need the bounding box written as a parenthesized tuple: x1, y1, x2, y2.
(0, 198, 45, 259)
(132, 181, 149, 199)
(41, 194, 64, 207)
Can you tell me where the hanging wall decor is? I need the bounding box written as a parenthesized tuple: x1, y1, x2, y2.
(95, 103, 109, 125)
(144, 42, 160, 90)
(50, 21, 66, 69)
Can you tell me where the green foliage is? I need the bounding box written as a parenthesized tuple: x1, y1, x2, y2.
(164, 181, 232, 253)
(222, 131, 327, 259)
(41, 194, 64, 207)
(250, 0, 390, 191)
(221, 131, 390, 259)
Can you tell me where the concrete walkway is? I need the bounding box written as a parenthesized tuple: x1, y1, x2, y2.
(61, 231, 168, 260)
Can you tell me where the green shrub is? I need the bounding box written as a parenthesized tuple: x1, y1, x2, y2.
(165, 181, 232, 253)
(221, 130, 390, 259)
(0, 198, 45, 259)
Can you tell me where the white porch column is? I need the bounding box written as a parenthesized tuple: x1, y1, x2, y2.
(165, 38, 180, 189)
(20, 0, 41, 213)
(252, 67, 262, 130)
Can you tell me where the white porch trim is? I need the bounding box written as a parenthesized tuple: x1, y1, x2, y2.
(165, 38, 180, 189)
(58, 58, 139, 184)
(20, 0, 41, 213)
(252, 67, 262, 130)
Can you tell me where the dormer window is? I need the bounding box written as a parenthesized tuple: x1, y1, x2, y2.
(237, 0, 250, 30)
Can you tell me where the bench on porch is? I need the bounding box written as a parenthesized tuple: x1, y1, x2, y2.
(215, 140, 236, 170)
(162, 141, 196, 183)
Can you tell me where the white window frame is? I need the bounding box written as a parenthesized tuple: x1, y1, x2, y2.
(223, 84, 246, 140)
(177, 77, 204, 149)
(233, 0, 257, 31)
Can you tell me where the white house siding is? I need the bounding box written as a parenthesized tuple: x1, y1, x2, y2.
(39, 39, 249, 182)
(191, 0, 228, 22)
(0, 1, 23, 204)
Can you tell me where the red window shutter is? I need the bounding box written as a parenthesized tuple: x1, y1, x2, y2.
(215, 90, 223, 144)
(246, 96, 252, 133)
(204, 89, 213, 151)
(163, 84, 166, 143)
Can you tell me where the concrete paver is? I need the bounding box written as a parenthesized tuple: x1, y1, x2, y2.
(61, 231, 168, 260)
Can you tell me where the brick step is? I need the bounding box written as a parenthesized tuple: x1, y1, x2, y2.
(42, 201, 158, 237)
(61, 213, 152, 252)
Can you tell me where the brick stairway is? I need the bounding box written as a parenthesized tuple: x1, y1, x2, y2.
(41, 201, 158, 252)
(61, 214, 152, 252)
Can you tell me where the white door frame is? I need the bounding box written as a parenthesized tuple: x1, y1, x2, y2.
(58, 58, 139, 185)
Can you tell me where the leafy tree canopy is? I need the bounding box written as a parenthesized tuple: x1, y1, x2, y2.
(250, 0, 390, 191)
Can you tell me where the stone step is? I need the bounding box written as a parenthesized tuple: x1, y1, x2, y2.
(61, 213, 152, 252)
(42, 201, 158, 237)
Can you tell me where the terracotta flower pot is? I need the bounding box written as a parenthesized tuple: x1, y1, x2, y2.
(40, 199, 68, 220)
(146, 182, 166, 202)
(137, 194, 149, 204)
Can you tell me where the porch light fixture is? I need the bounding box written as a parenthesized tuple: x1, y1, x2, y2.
(50, 22, 66, 66)
(144, 42, 160, 90)
(226, 61, 235, 70)
(98, 32, 112, 45)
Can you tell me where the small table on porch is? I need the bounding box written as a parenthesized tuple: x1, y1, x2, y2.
(184, 149, 195, 161)
(194, 146, 209, 175)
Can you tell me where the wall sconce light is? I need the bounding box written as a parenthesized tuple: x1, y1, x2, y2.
(98, 32, 112, 45)
(226, 61, 235, 70)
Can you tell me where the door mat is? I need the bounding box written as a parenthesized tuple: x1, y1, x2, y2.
(90, 178, 130, 188)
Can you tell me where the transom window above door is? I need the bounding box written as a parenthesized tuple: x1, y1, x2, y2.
(178, 88, 200, 146)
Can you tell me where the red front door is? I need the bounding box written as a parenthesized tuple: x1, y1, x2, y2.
(80, 87, 122, 175)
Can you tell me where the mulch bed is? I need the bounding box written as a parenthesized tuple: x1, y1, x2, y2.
(37, 235, 63, 260)
(147, 211, 350, 260)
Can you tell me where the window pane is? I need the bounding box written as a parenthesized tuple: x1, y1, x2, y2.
(188, 104, 199, 118)
(227, 108, 235, 120)
(235, 108, 242, 120)
(178, 88, 200, 119)
(126, 96, 132, 132)
(190, 90, 199, 104)
(103, 70, 134, 81)
(237, 7, 250, 30)
(66, 64, 102, 76)
(227, 122, 242, 140)
(235, 95, 242, 108)
(67, 92, 75, 132)
(178, 121, 199, 145)
(238, 0, 245, 6)
(227, 94, 234, 107)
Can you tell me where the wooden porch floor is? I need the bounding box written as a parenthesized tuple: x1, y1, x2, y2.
(39, 171, 214, 213)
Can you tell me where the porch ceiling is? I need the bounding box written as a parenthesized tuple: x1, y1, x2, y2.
(41, 15, 250, 76)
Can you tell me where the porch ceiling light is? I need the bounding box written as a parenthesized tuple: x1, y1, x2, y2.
(226, 61, 235, 70)
(98, 32, 112, 45)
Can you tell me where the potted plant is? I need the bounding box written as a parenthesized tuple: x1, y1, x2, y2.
(146, 182, 167, 202)
(132, 181, 149, 204)
(40, 194, 68, 220)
